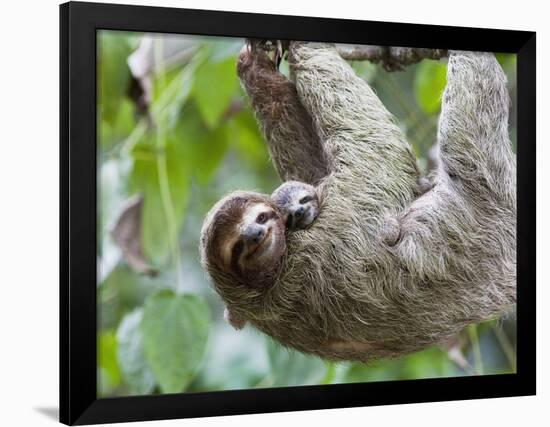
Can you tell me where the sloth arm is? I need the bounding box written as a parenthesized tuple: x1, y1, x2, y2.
(237, 45, 329, 185)
(288, 42, 419, 208)
(437, 51, 516, 207)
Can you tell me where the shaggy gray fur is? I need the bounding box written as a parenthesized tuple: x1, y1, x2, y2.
(202, 42, 516, 362)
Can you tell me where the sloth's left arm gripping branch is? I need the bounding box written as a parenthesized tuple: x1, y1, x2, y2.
(237, 45, 330, 185)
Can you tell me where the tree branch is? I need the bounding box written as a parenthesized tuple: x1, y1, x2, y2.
(336, 45, 448, 71)
(247, 39, 448, 72)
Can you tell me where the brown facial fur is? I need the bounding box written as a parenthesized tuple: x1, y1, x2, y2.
(200, 192, 286, 316)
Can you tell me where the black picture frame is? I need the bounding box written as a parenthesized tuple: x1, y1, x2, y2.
(60, 1, 536, 425)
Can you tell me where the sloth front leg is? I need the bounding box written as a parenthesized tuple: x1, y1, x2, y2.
(237, 44, 329, 185)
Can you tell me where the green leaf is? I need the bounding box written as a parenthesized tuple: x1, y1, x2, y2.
(192, 56, 239, 128)
(98, 368, 116, 397)
(414, 60, 447, 115)
(116, 308, 156, 395)
(98, 99, 137, 148)
(141, 291, 210, 393)
(129, 136, 190, 264)
(343, 347, 451, 383)
(352, 60, 378, 83)
(151, 68, 181, 104)
(166, 66, 197, 129)
(98, 330, 121, 388)
(175, 103, 229, 184)
(98, 261, 172, 331)
(495, 53, 516, 68)
(266, 338, 326, 387)
(98, 32, 133, 127)
(229, 111, 268, 164)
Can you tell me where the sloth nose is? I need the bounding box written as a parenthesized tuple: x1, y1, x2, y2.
(242, 224, 265, 243)
(295, 207, 305, 217)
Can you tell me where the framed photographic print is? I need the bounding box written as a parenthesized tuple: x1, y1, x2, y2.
(60, 1, 536, 425)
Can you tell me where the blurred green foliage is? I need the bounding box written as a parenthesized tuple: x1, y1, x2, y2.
(97, 31, 517, 398)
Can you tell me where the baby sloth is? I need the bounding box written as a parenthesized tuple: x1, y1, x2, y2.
(271, 181, 319, 230)
(220, 181, 319, 330)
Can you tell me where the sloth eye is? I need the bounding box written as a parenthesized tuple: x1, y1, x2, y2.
(299, 195, 313, 204)
(256, 212, 268, 224)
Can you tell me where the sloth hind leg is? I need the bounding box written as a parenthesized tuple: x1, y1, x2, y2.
(437, 51, 516, 206)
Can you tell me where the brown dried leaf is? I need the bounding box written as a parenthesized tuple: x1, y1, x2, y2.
(111, 194, 158, 276)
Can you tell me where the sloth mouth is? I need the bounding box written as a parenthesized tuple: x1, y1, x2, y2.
(288, 207, 309, 228)
(290, 206, 314, 228)
(246, 227, 272, 259)
(297, 207, 311, 224)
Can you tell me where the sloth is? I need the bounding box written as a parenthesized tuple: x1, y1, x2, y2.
(200, 42, 516, 362)
(220, 181, 320, 330)
(271, 181, 319, 230)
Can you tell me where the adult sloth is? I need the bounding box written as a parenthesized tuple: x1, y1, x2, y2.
(200, 42, 516, 362)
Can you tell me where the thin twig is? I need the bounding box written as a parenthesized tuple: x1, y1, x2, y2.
(154, 38, 184, 289)
(467, 324, 484, 375)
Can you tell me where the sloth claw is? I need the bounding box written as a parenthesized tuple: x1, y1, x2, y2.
(224, 307, 246, 331)
(416, 176, 435, 195)
(381, 217, 401, 246)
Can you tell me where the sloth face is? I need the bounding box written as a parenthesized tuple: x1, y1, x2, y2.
(224, 202, 285, 275)
(271, 181, 319, 230)
(226, 203, 282, 271)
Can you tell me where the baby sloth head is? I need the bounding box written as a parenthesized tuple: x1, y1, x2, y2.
(200, 191, 286, 289)
(271, 181, 319, 230)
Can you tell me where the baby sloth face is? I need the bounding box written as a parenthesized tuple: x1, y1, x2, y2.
(271, 181, 319, 230)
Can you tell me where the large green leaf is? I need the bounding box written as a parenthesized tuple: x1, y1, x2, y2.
(116, 309, 156, 395)
(414, 60, 447, 115)
(266, 338, 326, 387)
(141, 291, 210, 393)
(192, 56, 239, 128)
